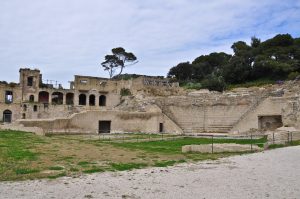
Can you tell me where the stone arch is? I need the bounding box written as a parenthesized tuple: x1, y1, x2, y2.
(38, 91, 49, 103)
(99, 95, 106, 106)
(52, 92, 63, 105)
(3, 110, 12, 123)
(79, 94, 86, 105)
(89, 95, 96, 106)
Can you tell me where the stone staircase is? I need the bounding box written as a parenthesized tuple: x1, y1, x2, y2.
(155, 100, 243, 133)
(230, 93, 269, 132)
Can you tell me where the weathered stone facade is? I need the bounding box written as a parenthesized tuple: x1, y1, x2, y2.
(1, 68, 300, 135)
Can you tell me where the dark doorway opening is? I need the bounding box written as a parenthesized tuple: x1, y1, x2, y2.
(98, 121, 111, 133)
(258, 115, 283, 130)
(99, 95, 106, 106)
(89, 95, 95, 106)
(66, 93, 74, 105)
(29, 95, 34, 102)
(23, 104, 27, 111)
(159, 123, 164, 133)
(38, 91, 49, 103)
(79, 94, 86, 105)
(3, 110, 12, 123)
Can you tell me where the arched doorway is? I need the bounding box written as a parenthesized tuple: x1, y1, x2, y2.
(3, 110, 12, 123)
(79, 94, 86, 105)
(52, 92, 63, 105)
(38, 91, 49, 103)
(99, 95, 106, 106)
(89, 95, 95, 106)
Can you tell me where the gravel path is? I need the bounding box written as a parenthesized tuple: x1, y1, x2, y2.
(1, 146, 300, 199)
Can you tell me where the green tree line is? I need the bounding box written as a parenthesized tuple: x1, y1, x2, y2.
(167, 34, 300, 91)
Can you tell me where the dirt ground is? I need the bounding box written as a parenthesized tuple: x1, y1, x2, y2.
(0, 146, 299, 199)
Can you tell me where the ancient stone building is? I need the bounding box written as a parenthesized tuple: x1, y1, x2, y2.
(0, 68, 182, 134)
(1, 68, 300, 135)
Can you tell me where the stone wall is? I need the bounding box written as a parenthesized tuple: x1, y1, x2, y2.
(18, 110, 183, 134)
(230, 97, 287, 133)
(156, 95, 256, 133)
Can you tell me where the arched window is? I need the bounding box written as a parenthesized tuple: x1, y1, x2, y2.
(29, 95, 34, 102)
(89, 95, 95, 106)
(66, 93, 74, 105)
(22, 113, 26, 119)
(51, 92, 63, 105)
(3, 110, 12, 123)
(38, 91, 49, 103)
(99, 95, 106, 106)
(79, 94, 86, 105)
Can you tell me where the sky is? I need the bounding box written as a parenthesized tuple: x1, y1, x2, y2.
(0, 0, 300, 87)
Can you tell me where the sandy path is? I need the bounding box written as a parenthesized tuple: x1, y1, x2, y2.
(0, 146, 300, 199)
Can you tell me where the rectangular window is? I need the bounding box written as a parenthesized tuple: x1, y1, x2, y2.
(80, 80, 87, 84)
(5, 91, 13, 104)
(27, 77, 33, 86)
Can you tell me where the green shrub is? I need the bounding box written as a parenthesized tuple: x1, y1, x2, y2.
(120, 88, 132, 96)
(288, 71, 300, 80)
(182, 82, 202, 90)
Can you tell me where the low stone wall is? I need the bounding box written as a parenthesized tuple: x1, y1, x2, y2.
(267, 131, 300, 144)
(18, 110, 183, 135)
(182, 144, 262, 153)
(0, 123, 44, 135)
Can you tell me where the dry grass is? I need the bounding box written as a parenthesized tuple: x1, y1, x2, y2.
(0, 131, 190, 181)
(0, 130, 267, 181)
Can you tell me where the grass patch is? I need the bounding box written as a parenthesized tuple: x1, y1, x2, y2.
(268, 140, 300, 149)
(47, 172, 66, 179)
(77, 161, 92, 167)
(110, 163, 147, 171)
(268, 144, 285, 149)
(111, 137, 267, 154)
(48, 166, 64, 170)
(154, 159, 186, 167)
(15, 168, 40, 175)
(0, 131, 40, 161)
(69, 167, 79, 172)
(0, 130, 270, 181)
(83, 167, 104, 174)
(154, 160, 176, 167)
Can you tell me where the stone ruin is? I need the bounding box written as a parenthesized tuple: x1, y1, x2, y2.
(1, 68, 300, 136)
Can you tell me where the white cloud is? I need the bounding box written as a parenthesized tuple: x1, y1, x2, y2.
(0, 0, 299, 86)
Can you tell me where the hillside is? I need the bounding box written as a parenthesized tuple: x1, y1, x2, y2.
(168, 34, 300, 91)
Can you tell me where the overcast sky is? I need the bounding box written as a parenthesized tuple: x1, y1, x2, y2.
(0, 0, 299, 87)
